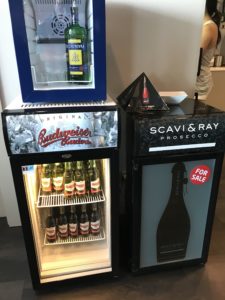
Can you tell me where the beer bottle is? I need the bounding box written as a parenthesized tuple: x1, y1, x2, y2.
(41, 164, 52, 195)
(71, 161, 76, 174)
(53, 163, 64, 193)
(90, 203, 101, 235)
(52, 207, 60, 226)
(64, 162, 75, 199)
(79, 204, 89, 236)
(74, 161, 86, 196)
(88, 160, 101, 195)
(58, 206, 69, 239)
(45, 208, 57, 243)
(68, 206, 78, 237)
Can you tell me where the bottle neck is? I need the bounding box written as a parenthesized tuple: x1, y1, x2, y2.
(60, 207, 65, 215)
(170, 163, 186, 202)
(81, 205, 86, 213)
(71, 7, 79, 25)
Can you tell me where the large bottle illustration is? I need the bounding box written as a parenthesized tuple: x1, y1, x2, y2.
(156, 162, 191, 262)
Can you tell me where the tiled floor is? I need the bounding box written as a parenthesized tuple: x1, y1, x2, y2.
(1, 163, 225, 300)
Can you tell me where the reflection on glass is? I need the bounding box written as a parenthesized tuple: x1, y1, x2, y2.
(23, 0, 94, 90)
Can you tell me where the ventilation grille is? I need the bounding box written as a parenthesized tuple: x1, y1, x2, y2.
(21, 101, 105, 109)
(35, 0, 81, 5)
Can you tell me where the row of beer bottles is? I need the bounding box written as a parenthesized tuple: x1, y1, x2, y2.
(46, 203, 101, 242)
(41, 160, 101, 197)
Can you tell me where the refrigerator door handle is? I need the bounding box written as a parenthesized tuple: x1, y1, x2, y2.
(132, 161, 139, 171)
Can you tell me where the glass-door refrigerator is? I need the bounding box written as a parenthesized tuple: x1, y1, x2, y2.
(122, 98, 225, 273)
(2, 98, 119, 289)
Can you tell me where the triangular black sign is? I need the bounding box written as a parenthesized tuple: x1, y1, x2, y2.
(117, 72, 168, 112)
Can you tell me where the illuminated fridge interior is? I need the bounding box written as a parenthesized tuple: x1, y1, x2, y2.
(23, 0, 95, 89)
(22, 158, 111, 284)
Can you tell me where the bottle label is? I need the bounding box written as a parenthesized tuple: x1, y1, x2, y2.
(91, 178, 100, 193)
(69, 223, 78, 236)
(91, 220, 100, 234)
(46, 227, 56, 240)
(58, 224, 68, 238)
(64, 181, 75, 194)
(80, 221, 89, 235)
(68, 39, 86, 75)
(53, 177, 63, 191)
(75, 181, 86, 195)
(41, 178, 52, 192)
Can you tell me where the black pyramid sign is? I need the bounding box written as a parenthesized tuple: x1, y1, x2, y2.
(117, 72, 168, 111)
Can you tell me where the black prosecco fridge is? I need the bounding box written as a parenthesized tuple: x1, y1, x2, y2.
(2, 98, 119, 289)
(123, 98, 225, 273)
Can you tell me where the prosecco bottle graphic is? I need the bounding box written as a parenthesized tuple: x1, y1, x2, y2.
(156, 162, 190, 263)
(65, 0, 89, 82)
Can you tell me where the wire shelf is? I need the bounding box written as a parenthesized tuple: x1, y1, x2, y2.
(37, 190, 105, 208)
(44, 228, 105, 246)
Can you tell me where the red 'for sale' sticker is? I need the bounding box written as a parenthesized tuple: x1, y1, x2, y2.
(190, 165, 211, 185)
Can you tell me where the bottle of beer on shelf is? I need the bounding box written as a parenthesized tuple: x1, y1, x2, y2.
(71, 161, 76, 174)
(45, 208, 57, 243)
(79, 204, 89, 236)
(87, 160, 101, 195)
(64, 162, 75, 199)
(52, 207, 60, 226)
(58, 206, 69, 239)
(41, 164, 52, 195)
(74, 161, 86, 197)
(90, 203, 101, 235)
(53, 163, 64, 193)
(68, 206, 78, 237)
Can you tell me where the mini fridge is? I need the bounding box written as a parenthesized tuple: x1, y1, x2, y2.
(122, 98, 225, 273)
(7, 0, 106, 102)
(2, 98, 119, 289)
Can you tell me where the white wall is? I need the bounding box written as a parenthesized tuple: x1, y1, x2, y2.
(206, 69, 225, 111)
(0, 101, 21, 226)
(106, 0, 205, 99)
(0, 1, 21, 226)
(0, 0, 205, 226)
(0, 1, 21, 108)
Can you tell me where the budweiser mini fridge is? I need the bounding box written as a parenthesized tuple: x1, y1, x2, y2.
(2, 98, 119, 289)
(121, 97, 225, 273)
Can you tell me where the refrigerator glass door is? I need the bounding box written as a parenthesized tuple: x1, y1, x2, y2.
(23, 0, 95, 90)
(140, 158, 216, 268)
(22, 158, 111, 284)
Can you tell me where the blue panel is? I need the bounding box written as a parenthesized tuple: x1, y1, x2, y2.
(8, 0, 106, 103)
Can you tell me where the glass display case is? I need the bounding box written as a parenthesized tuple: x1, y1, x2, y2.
(2, 99, 119, 289)
(8, 0, 106, 102)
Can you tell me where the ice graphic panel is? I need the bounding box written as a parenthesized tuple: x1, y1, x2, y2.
(5, 111, 118, 154)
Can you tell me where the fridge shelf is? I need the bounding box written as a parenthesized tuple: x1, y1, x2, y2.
(37, 190, 106, 208)
(44, 228, 106, 246)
